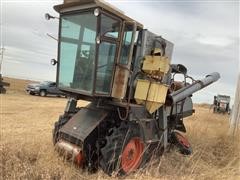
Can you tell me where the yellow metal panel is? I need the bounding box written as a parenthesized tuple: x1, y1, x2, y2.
(134, 79, 150, 101)
(153, 48, 162, 54)
(147, 82, 168, 103)
(159, 57, 170, 74)
(142, 56, 170, 75)
(146, 102, 163, 114)
(134, 79, 169, 113)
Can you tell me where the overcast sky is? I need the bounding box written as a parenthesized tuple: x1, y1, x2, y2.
(0, 0, 239, 104)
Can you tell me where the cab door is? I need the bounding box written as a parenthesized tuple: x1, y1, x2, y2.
(48, 82, 58, 94)
(94, 13, 121, 95)
(111, 22, 136, 99)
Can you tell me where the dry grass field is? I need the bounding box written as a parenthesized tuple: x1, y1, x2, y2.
(1, 78, 239, 180)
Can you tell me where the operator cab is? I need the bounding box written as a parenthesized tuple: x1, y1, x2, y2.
(54, 0, 143, 99)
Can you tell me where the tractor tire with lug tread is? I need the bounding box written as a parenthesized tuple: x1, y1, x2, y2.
(100, 121, 145, 176)
(39, 90, 47, 97)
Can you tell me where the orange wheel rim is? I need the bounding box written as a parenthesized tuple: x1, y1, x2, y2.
(121, 137, 144, 173)
(176, 133, 190, 148)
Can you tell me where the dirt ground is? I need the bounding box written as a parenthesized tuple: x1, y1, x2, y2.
(0, 78, 239, 180)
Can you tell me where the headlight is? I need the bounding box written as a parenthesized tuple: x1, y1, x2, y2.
(94, 8, 100, 16)
(35, 87, 40, 90)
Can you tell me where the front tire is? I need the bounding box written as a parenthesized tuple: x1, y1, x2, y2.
(121, 137, 144, 174)
(39, 90, 47, 97)
(100, 122, 144, 176)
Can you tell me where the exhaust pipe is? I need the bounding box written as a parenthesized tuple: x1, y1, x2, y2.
(169, 72, 220, 104)
(55, 140, 84, 166)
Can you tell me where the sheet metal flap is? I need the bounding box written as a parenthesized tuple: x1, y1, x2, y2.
(60, 106, 108, 141)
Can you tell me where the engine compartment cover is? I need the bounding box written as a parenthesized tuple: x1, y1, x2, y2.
(59, 105, 108, 141)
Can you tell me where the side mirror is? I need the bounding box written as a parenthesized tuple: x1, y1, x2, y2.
(45, 13, 52, 20)
(51, 59, 58, 66)
(45, 13, 58, 20)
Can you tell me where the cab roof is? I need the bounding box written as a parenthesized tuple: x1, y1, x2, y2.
(54, 0, 143, 29)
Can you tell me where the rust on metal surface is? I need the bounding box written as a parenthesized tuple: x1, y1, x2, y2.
(55, 139, 84, 167)
(55, 0, 143, 29)
(111, 67, 129, 99)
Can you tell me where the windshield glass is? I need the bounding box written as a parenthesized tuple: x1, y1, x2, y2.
(40, 81, 50, 85)
(101, 14, 120, 39)
(119, 24, 134, 65)
(58, 12, 97, 93)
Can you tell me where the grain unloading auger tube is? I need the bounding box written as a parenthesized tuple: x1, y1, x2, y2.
(169, 72, 220, 104)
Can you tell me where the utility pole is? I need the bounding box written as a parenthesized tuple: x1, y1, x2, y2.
(0, 47, 5, 73)
(230, 73, 240, 135)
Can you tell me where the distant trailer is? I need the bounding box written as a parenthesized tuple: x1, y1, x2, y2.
(213, 94, 231, 114)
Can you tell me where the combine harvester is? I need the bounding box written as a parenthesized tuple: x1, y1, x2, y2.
(46, 0, 220, 175)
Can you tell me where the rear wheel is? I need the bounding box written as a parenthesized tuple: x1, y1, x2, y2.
(29, 92, 35, 95)
(170, 131, 192, 155)
(100, 122, 144, 175)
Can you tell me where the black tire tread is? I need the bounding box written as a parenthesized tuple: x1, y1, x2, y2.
(99, 122, 142, 175)
(170, 131, 192, 155)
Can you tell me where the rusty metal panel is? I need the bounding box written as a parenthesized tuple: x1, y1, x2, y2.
(140, 30, 174, 61)
(142, 55, 170, 76)
(64, 0, 79, 3)
(59, 106, 108, 141)
(111, 67, 129, 99)
(111, 22, 137, 99)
